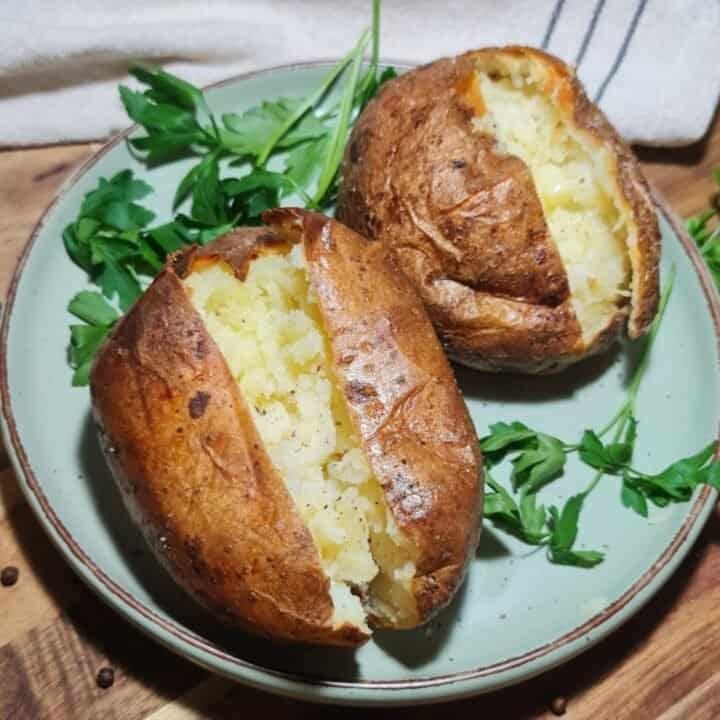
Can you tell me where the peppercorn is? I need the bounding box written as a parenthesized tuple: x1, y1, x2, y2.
(96, 667, 115, 689)
(1, 566, 19, 587)
(550, 696, 567, 716)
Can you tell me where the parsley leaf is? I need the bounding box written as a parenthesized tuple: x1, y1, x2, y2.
(63, 170, 158, 310)
(621, 473, 648, 517)
(483, 477, 548, 545)
(511, 433, 566, 493)
(189, 153, 228, 226)
(518, 492, 548, 542)
(480, 422, 566, 491)
(67, 291, 119, 386)
(68, 290, 119, 327)
(627, 441, 718, 506)
(79, 170, 153, 219)
(129, 64, 207, 114)
(222, 98, 328, 160)
(286, 135, 331, 196)
(687, 167, 720, 291)
(480, 421, 537, 456)
(479, 422, 539, 481)
(548, 548, 606, 568)
(578, 429, 631, 474)
(546, 494, 604, 568)
(121, 85, 208, 164)
(225, 169, 297, 223)
(95, 254, 142, 309)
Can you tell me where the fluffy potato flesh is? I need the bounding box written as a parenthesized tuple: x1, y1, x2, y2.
(183, 246, 417, 632)
(472, 60, 631, 342)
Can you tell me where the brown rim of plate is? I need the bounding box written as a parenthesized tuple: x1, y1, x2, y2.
(1, 62, 719, 692)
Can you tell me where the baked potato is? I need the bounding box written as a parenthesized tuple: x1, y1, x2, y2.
(90, 208, 482, 647)
(338, 46, 660, 373)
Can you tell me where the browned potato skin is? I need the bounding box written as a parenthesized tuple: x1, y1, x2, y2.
(267, 209, 482, 625)
(90, 227, 367, 647)
(337, 46, 660, 374)
(90, 210, 482, 644)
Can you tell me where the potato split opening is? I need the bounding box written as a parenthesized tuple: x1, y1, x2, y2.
(183, 245, 417, 632)
(471, 58, 632, 342)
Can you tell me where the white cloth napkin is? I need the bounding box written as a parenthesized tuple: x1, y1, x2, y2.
(1, 0, 718, 147)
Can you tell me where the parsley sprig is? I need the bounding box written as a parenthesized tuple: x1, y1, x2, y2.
(65, 0, 393, 385)
(68, 291, 120, 386)
(483, 268, 720, 568)
(687, 168, 720, 289)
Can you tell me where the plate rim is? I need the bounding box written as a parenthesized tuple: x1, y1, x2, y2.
(1, 61, 718, 703)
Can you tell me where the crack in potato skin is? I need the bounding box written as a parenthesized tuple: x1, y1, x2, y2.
(90, 212, 482, 642)
(337, 46, 660, 374)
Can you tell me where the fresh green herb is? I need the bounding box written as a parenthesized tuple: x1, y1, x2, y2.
(313, 29, 369, 205)
(120, 0, 389, 210)
(687, 167, 720, 289)
(62, 170, 157, 310)
(481, 421, 568, 493)
(67, 291, 119, 386)
(621, 474, 648, 517)
(483, 267, 720, 568)
(220, 97, 329, 166)
(546, 494, 604, 568)
(578, 429, 632, 473)
(119, 68, 214, 165)
(65, 2, 395, 384)
(483, 477, 548, 545)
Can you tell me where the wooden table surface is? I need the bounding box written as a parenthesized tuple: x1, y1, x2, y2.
(1, 115, 719, 719)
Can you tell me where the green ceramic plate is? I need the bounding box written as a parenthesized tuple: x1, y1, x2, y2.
(1, 63, 719, 706)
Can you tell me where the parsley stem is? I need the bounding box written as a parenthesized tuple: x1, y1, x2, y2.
(597, 404, 630, 439)
(597, 266, 676, 438)
(357, 0, 381, 97)
(255, 34, 367, 167)
(584, 412, 629, 496)
(312, 30, 368, 206)
(371, 0, 380, 72)
(207, 113, 221, 145)
(626, 265, 675, 407)
(322, 0, 380, 123)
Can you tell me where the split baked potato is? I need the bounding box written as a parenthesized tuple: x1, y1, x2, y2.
(338, 46, 661, 373)
(90, 208, 482, 646)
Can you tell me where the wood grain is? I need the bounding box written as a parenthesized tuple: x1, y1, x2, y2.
(0, 117, 719, 718)
(0, 145, 97, 301)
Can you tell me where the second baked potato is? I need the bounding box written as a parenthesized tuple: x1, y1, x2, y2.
(338, 46, 660, 373)
(90, 209, 482, 646)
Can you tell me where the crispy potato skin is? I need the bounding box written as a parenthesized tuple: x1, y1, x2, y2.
(337, 46, 660, 373)
(90, 227, 367, 647)
(90, 212, 482, 642)
(266, 208, 482, 625)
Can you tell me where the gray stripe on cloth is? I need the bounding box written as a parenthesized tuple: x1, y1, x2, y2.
(541, 0, 566, 50)
(574, 0, 606, 68)
(593, 0, 650, 103)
